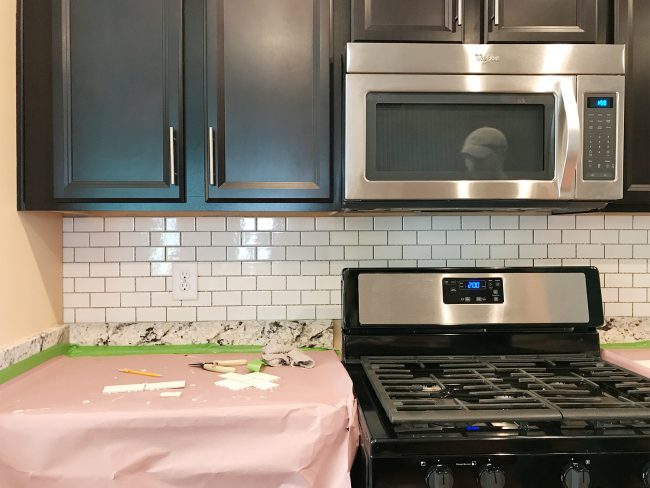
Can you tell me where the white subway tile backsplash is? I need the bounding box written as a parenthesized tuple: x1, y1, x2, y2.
(63, 215, 650, 322)
(634, 303, 650, 316)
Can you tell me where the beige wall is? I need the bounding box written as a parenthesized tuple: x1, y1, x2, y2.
(0, 1, 62, 348)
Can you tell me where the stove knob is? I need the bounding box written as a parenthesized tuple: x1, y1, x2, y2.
(478, 464, 506, 488)
(562, 463, 591, 488)
(643, 462, 650, 488)
(426, 464, 454, 488)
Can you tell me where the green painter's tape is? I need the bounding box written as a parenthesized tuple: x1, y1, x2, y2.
(0, 343, 71, 385)
(247, 359, 265, 372)
(66, 345, 331, 357)
(601, 341, 650, 350)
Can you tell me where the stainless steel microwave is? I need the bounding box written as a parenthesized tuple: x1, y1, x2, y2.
(344, 44, 626, 212)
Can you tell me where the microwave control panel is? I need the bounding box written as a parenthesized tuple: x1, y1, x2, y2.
(583, 94, 617, 181)
(442, 278, 504, 304)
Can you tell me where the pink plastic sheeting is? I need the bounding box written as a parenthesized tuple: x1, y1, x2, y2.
(601, 348, 650, 378)
(0, 351, 358, 488)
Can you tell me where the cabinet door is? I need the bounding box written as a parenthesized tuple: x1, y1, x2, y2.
(485, 0, 608, 43)
(352, 0, 462, 42)
(52, 0, 182, 201)
(204, 0, 331, 202)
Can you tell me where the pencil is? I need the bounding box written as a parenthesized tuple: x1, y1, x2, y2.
(119, 368, 162, 378)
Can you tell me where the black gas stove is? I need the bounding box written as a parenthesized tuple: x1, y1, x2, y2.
(342, 267, 650, 488)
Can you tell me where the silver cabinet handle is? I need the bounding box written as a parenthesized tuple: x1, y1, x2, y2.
(494, 0, 500, 25)
(208, 127, 215, 186)
(457, 0, 463, 26)
(169, 127, 176, 186)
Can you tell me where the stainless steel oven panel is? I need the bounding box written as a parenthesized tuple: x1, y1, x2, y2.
(358, 272, 589, 326)
(345, 74, 580, 201)
(346, 44, 626, 76)
(576, 75, 626, 200)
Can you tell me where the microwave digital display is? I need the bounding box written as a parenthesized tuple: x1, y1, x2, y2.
(587, 97, 614, 109)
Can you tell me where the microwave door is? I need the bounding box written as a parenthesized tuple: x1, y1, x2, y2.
(344, 74, 581, 202)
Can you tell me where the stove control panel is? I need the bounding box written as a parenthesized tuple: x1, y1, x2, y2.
(442, 278, 504, 304)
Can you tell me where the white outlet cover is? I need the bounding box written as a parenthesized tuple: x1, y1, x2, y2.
(172, 262, 198, 300)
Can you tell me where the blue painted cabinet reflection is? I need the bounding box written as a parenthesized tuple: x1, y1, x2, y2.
(52, 0, 183, 201)
(202, 0, 332, 202)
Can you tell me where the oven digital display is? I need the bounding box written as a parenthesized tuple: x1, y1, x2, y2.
(587, 96, 614, 109)
(442, 278, 504, 304)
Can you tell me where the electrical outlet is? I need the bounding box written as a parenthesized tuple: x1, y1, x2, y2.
(172, 262, 198, 300)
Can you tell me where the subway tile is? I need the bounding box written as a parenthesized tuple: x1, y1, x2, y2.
(183, 291, 211, 307)
(257, 276, 286, 291)
(271, 232, 300, 246)
(634, 303, 650, 316)
(374, 217, 402, 230)
(548, 215, 575, 229)
(316, 305, 341, 319)
(533, 230, 562, 243)
(75, 308, 106, 322)
(316, 276, 341, 290)
(168, 307, 197, 321)
(577, 245, 605, 259)
(590, 259, 618, 273)
(89, 232, 119, 247)
(286, 305, 315, 320)
(591, 230, 619, 244)
(73, 217, 103, 232)
(605, 245, 633, 259)
(63, 278, 74, 293)
(166, 217, 195, 231)
(330, 232, 358, 246)
(548, 244, 576, 259)
(120, 232, 150, 247)
(358, 231, 387, 245)
(196, 217, 226, 231)
(461, 216, 490, 230)
(90, 293, 120, 308)
(120, 263, 150, 277)
(105, 247, 135, 262)
(227, 217, 255, 231)
(634, 245, 650, 258)
(605, 274, 632, 288)
(136, 308, 166, 322)
(316, 217, 344, 231)
(430, 245, 461, 260)
(605, 302, 632, 317)
(63, 218, 73, 232)
(476, 230, 504, 245)
(106, 308, 136, 323)
(431, 216, 461, 230)
(300, 232, 329, 246)
(198, 276, 227, 291)
(257, 218, 285, 231)
(75, 248, 104, 263)
(345, 246, 373, 260)
(212, 291, 242, 306)
(360, 260, 388, 268)
(403, 246, 432, 260)
(490, 245, 519, 259)
(242, 291, 272, 305)
(402, 216, 431, 230)
(562, 230, 590, 244)
(620, 230, 648, 244)
(226, 247, 255, 261)
(301, 262, 331, 276)
(476, 259, 505, 267)
(445, 259, 475, 267)
(64, 263, 90, 278)
(447, 231, 475, 244)
(605, 215, 633, 229)
(417, 231, 445, 245)
(301, 291, 330, 305)
(196, 247, 226, 261)
(136, 247, 165, 262)
(272, 261, 301, 276)
(121, 292, 151, 307)
(619, 260, 647, 273)
(417, 260, 446, 267)
(257, 306, 287, 320)
(63, 248, 74, 263)
(226, 276, 256, 290)
(150, 262, 173, 277)
(284, 246, 313, 261)
(461, 245, 490, 259)
(166, 247, 196, 261)
(257, 247, 286, 261)
(212, 262, 242, 276)
(227, 306, 256, 320)
(75, 278, 104, 293)
(149, 232, 180, 246)
(242, 232, 271, 246)
(287, 276, 316, 290)
(633, 216, 650, 229)
(601, 288, 618, 302)
(89, 263, 120, 277)
(106, 277, 135, 293)
(344, 217, 373, 230)
(64, 293, 90, 308)
(272, 291, 301, 305)
(135, 277, 166, 292)
(241, 262, 271, 276)
(388, 231, 417, 245)
(490, 216, 519, 229)
(197, 263, 212, 276)
(519, 245, 547, 259)
(316, 246, 344, 260)
(197, 307, 227, 321)
(519, 216, 547, 229)
(619, 288, 647, 303)
(210, 232, 241, 247)
(286, 217, 314, 231)
(134, 217, 164, 232)
(63, 232, 89, 248)
(534, 259, 562, 266)
(575, 214, 605, 230)
(504, 259, 534, 267)
(330, 261, 359, 275)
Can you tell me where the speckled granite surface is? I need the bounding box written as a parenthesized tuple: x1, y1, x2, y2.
(599, 317, 650, 344)
(0, 325, 69, 371)
(68, 320, 334, 349)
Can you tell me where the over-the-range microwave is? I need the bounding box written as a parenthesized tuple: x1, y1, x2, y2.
(344, 44, 626, 212)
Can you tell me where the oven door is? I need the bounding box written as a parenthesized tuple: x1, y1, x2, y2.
(345, 75, 580, 202)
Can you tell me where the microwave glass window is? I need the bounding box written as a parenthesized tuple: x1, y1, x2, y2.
(366, 93, 555, 181)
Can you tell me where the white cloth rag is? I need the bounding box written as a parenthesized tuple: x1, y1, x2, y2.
(262, 343, 316, 369)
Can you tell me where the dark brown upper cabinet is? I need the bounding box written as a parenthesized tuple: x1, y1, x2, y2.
(203, 0, 332, 203)
(51, 0, 183, 202)
(485, 0, 610, 44)
(352, 0, 464, 42)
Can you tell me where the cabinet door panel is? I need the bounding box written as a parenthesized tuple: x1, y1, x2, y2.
(352, 0, 461, 42)
(486, 0, 606, 43)
(205, 0, 331, 202)
(52, 0, 182, 201)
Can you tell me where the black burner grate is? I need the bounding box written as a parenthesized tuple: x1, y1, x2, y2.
(361, 354, 650, 426)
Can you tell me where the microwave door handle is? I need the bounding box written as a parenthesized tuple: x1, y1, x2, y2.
(558, 79, 581, 198)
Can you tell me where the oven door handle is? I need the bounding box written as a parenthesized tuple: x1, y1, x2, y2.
(558, 78, 581, 198)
